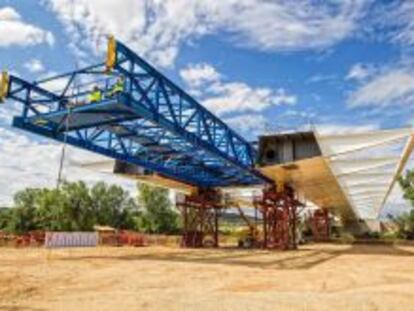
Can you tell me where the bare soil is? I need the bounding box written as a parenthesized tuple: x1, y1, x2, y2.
(1, 243, 414, 311)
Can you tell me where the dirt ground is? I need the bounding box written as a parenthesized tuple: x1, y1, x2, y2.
(1, 243, 414, 311)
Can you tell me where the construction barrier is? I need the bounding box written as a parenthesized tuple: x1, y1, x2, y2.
(45, 232, 98, 248)
(117, 230, 147, 247)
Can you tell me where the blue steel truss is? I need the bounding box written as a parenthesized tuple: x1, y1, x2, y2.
(4, 40, 271, 188)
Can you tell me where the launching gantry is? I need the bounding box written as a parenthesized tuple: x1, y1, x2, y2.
(3, 37, 410, 248)
(0, 37, 270, 188)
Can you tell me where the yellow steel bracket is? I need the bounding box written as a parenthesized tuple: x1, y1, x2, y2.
(105, 35, 117, 73)
(276, 177, 286, 193)
(0, 71, 9, 103)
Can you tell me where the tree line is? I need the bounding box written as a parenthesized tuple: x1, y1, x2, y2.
(392, 171, 414, 239)
(0, 181, 180, 235)
(3, 169, 414, 238)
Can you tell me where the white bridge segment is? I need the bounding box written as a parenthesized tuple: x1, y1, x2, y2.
(331, 158, 399, 176)
(316, 128, 414, 219)
(76, 128, 414, 220)
(317, 128, 412, 157)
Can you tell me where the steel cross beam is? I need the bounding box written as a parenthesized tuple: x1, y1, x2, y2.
(2, 39, 272, 188)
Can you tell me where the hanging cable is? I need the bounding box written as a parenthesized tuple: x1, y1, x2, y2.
(56, 4, 83, 190)
(56, 78, 76, 189)
(55, 26, 112, 188)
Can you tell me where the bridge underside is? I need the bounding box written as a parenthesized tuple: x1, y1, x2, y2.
(260, 156, 355, 222)
(257, 129, 414, 222)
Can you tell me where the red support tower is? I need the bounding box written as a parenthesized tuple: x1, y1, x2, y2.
(176, 189, 222, 248)
(310, 209, 330, 241)
(254, 186, 303, 250)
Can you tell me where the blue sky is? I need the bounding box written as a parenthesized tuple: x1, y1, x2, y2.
(0, 0, 414, 217)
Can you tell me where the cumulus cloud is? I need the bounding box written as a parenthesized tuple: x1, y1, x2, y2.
(220, 0, 370, 52)
(347, 69, 414, 107)
(43, 0, 210, 67)
(43, 0, 370, 67)
(180, 63, 297, 115)
(0, 6, 54, 47)
(315, 123, 378, 135)
(0, 125, 136, 206)
(179, 63, 221, 88)
(224, 114, 267, 139)
(0, 89, 135, 206)
(346, 63, 376, 81)
(203, 84, 297, 115)
(23, 59, 45, 73)
(385, 1, 414, 46)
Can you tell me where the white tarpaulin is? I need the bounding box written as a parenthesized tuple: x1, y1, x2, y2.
(45, 232, 98, 248)
(316, 128, 414, 219)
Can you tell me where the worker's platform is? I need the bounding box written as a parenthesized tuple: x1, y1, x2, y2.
(29, 96, 137, 132)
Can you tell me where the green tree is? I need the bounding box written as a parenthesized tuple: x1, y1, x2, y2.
(35, 188, 66, 231)
(90, 182, 138, 229)
(137, 184, 179, 234)
(60, 181, 95, 231)
(0, 207, 12, 231)
(8, 188, 43, 233)
(2, 181, 139, 234)
(399, 170, 414, 206)
(397, 171, 414, 238)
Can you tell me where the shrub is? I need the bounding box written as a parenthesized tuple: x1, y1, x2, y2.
(338, 232, 355, 244)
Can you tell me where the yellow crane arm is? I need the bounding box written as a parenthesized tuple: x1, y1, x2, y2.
(0, 71, 9, 103)
(106, 35, 117, 73)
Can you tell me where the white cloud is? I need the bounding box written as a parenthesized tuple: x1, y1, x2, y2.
(179, 63, 221, 88)
(43, 0, 369, 67)
(224, 114, 267, 139)
(220, 0, 369, 52)
(0, 6, 55, 47)
(347, 69, 414, 108)
(203, 85, 296, 115)
(35, 71, 71, 94)
(0, 126, 136, 206)
(43, 0, 209, 67)
(346, 63, 376, 81)
(307, 74, 337, 84)
(315, 123, 378, 135)
(23, 59, 45, 73)
(386, 1, 414, 46)
(0, 86, 135, 206)
(180, 63, 297, 115)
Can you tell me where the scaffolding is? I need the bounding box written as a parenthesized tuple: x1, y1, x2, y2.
(254, 187, 303, 250)
(176, 189, 223, 248)
(310, 209, 330, 241)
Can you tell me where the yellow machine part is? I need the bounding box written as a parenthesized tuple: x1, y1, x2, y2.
(106, 35, 117, 72)
(0, 71, 9, 103)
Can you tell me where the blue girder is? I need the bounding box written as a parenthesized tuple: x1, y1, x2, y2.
(4, 40, 272, 188)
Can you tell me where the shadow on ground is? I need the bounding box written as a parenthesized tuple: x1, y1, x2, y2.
(56, 243, 414, 271)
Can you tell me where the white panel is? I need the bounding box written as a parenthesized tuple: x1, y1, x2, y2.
(45, 232, 98, 248)
(347, 191, 385, 198)
(318, 128, 412, 157)
(338, 174, 391, 186)
(330, 159, 397, 176)
(315, 127, 413, 220)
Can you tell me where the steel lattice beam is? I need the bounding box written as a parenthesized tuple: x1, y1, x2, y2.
(3, 39, 272, 188)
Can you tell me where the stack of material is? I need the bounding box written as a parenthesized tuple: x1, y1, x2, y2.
(45, 232, 99, 248)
